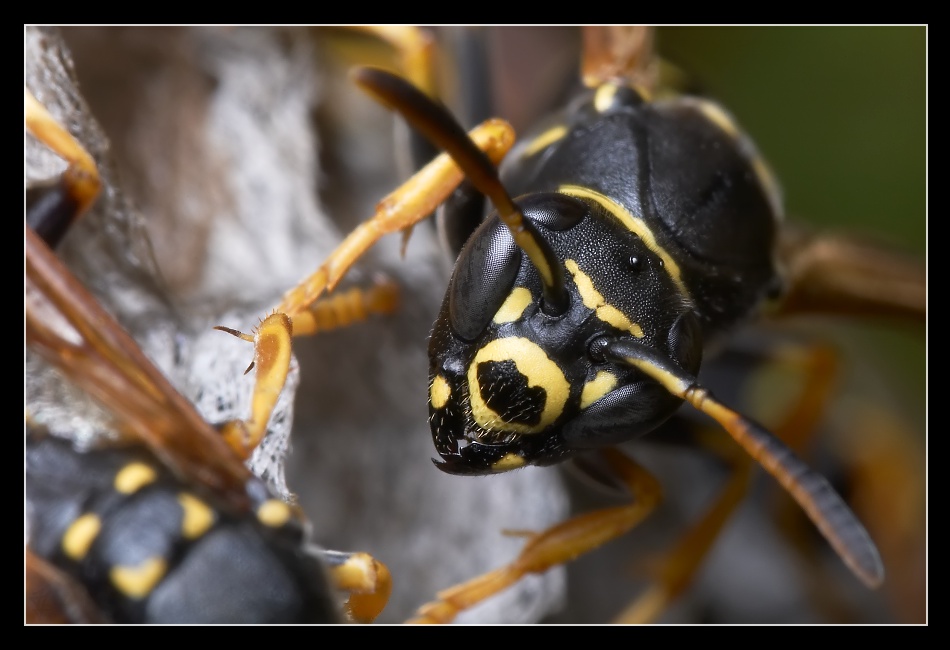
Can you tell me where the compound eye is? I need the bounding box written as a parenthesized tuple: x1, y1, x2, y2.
(449, 219, 520, 341)
(667, 311, 703, 374)
(520, 193, 588, 231)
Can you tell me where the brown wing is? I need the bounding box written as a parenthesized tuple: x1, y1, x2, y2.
(25, 227, 251, 510)
(580, 26, 659, 92)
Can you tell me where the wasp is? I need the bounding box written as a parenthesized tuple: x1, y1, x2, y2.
(26, 26, 925, 624)
(258, 26, 925, 623)
(24, 27, 395, 624)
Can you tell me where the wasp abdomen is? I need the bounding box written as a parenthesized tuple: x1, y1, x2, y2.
(25, 433, 340, 624)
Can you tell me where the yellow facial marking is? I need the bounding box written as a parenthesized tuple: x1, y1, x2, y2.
(430, 374, 451, 410)
(558, 185, 689, 299)
(594, 83, 620, 112)
(523, 124, 568, 157)
(581, 371, 619, 409)
(257, 499, 292, 528)
(491, 453, 526, 472)
(178, 493, 215, 539)
(61, 513, 101, 560)
(110, 557, 168, 599)
(566, 259, 644, 338)
(114, 462, 157, 494)
(468, 337, 570, 435)
(493, 287, 533, 324)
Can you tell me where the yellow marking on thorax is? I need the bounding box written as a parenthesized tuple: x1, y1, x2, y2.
(523, 124, 568, 157)
(558, 185, 689, 299)
(493, 287, 533, 324)
(257, 499, 292, 528)
(689, 98, 783, 219)
(468, 337, 570, 435)
(565, 259, 644, 338)
(581, 371, 619, 409)
(177, 493, 215, 539)
(692, 98, 740, 138)
(110, 557, 168, 599)
(430, 374, 451, 409)
(61, 513, 101, 560)
(594, 83, 620, 112)
(751, 156, 784, 219)
(491, 453, 526, 472)
(114, 462, 157, 494)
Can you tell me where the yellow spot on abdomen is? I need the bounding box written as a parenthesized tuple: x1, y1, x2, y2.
(430, 374, 451, 409)
(114, 462, 157, 494)
(468, 337, 570, 435)
(110, 557, 168, 599)
(61, 513, 101, 560)
(491, 453, 526, 472)
(493, 287, 533, 324)
(178, 493, 215, 539)
(257, 499, 292, 528)
(523, 125, 568, 157)
(581, 371, 618, 409)
(566, 259, 644, 338)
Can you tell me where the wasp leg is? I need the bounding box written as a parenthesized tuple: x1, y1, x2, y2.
(580, 26, 657, 92)
(772, 224, 926, 325)
(214, 313, 294, 460)
(275, 119, 515, 322)
(25, 88, 102, 249)
(406, 448, 661, 624)
(320, 550, 393, 624)
(287, 275, 400, 338)
(326, 26, 438, 100)
(614, 342, 839, 623)
(215, 277, 400, 459)
(614, 450, 754, 624)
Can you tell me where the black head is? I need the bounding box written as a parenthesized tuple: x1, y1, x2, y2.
(428, 192, 703, 474)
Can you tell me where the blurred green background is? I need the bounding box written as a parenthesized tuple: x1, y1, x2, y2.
(656, 26, 926, 432)
(657, 26, 925, 253)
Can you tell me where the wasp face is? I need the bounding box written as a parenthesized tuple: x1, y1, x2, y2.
(428, 193, 703, 475)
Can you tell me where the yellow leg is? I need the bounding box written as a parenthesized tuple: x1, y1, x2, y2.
(25, 88, 101, 212)
(275, 118, 515, 323)
(773, 224, 925, 326)
(321, 550, 394, 624)
(614, 455, 753, 624)
(292, 275, 399, 337)
(214, 313, 294, 460)
(214, 278, 401, 459)
(406, 448, 662, 624)
(338, 26, 438, 99)
(25, 88, 102, 246)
